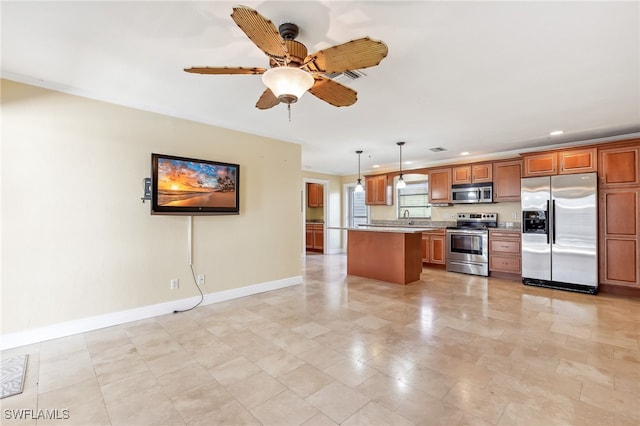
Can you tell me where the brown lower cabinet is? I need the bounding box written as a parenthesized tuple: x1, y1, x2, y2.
(305, 224, 324, 252)
(598, 188, 639, 294)
(489, 229, 521, 279)
(422, 229, 445, 265)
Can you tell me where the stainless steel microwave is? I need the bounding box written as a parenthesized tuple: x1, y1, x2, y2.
(451, 183, 493, 204)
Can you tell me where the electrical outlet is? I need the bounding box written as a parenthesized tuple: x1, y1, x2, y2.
(170, 278, 179, 290)
(197, 274, 205, 286)
(512, 212, 518, 219)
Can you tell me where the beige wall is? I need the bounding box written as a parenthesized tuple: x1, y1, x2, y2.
(1, 79, 302, 334)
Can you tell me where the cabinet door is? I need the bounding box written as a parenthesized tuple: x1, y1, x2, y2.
(305, 225, 314, 249)
(599, 189, 639, 287)
(559, 148, 597, 175)
(490, 255, 521, 274)
(375, 176, 387, 204)
(430, 235, 446, 264)
(472, 164, 493, 183)
(307, 183, 319, 207)
(317, 184, 324, 207)
(365, 175, 390, 205)
(599, 145, 640, 188)
(428, 168, 452, 203)
(489, 239, 521, 254)
(493, 160, 522, 202)
(421, 234, 430, 263)
(365, 177, 376, 205)
(452, 166, 471, 185)
(313, 225, 324, 251)
(523, 153, 557, 177)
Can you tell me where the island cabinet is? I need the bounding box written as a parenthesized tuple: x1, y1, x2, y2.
(422, 229, 446, 265)
(489, 229, 521, 279)
(307, 183, 324, 208)
(522, 147, 597, 177)
(428, 168, 452, 204)
(452, 163, 492, 185)
(365, 175, 392, 205)
(598, 141, 640, 295)
(348, 229, 423, 285)
(492, 159, 522, 202)
(305, 223, 324, 252)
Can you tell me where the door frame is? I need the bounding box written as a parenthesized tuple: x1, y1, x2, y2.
(303, 178, 328, 256)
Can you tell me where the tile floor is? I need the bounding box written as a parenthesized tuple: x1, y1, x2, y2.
(2, 254, 640, 425)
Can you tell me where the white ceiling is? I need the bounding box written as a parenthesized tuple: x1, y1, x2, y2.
(2, 1, 639, 175)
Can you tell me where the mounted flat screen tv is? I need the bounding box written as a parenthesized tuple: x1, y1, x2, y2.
(151, 153, 239, 215)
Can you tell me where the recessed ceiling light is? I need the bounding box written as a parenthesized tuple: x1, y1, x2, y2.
(404, 161, 413, 165)
(550, 130, 564, 136)
(372, 164, 380, 168)
(461, 152, 469, 156)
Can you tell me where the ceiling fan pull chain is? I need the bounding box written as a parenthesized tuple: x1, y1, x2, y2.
(288, 103, 292, 122)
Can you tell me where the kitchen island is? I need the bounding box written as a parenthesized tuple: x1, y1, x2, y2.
(347, 226, 430, 285)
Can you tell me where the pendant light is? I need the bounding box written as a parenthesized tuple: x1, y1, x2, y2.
(396, 141, 406, 189)
(355, 150, 364, 192)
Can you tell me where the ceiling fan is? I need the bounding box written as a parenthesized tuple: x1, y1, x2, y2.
(184, 5, 389, 111)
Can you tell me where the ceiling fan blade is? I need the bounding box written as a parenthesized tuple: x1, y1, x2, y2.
(305, 37, 388, 74)
(231, 6, 289, 62)
(256, 88, 280, 110)
(308, 75, 357, 107)
(184, 66, 266, 75)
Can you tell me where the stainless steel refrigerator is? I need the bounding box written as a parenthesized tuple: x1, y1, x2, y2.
(521, 172, 598, 294)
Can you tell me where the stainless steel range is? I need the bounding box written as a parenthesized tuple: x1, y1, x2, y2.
(445, 212, 497, 276)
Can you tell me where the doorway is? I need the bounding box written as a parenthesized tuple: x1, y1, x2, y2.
(303, 178, 328, 255)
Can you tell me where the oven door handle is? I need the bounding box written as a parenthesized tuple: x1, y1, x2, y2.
(447, 229, 487, 235)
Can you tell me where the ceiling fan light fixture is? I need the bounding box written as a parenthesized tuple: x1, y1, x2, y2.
(262, 67, 314, 104)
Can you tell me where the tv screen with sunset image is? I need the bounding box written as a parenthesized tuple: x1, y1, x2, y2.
(151, 153, 240, 215)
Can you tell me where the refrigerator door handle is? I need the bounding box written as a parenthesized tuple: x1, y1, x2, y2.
(552, 199, 556, 244)
(546, 200, 550, 244)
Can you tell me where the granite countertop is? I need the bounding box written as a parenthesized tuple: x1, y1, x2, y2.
(494, 222, 521, 232)
(362, 220, 455, 229)
(350, 226, 431, 234)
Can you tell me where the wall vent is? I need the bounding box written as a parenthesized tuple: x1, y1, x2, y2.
(326, 69, 367, 84)
(429, 147, 447, 152)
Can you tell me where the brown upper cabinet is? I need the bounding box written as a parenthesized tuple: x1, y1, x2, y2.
(492, 159, 522, 202)
(452, 163, 492, 185)
(428, 168, 452, 204)
(598, 144, 639, 188)
(365, 175, 392, 205)
(522, 147, 597, 177)
(307, 183, 324, 208)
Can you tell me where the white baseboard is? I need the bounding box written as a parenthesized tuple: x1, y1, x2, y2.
(0, 275, 302, 350)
